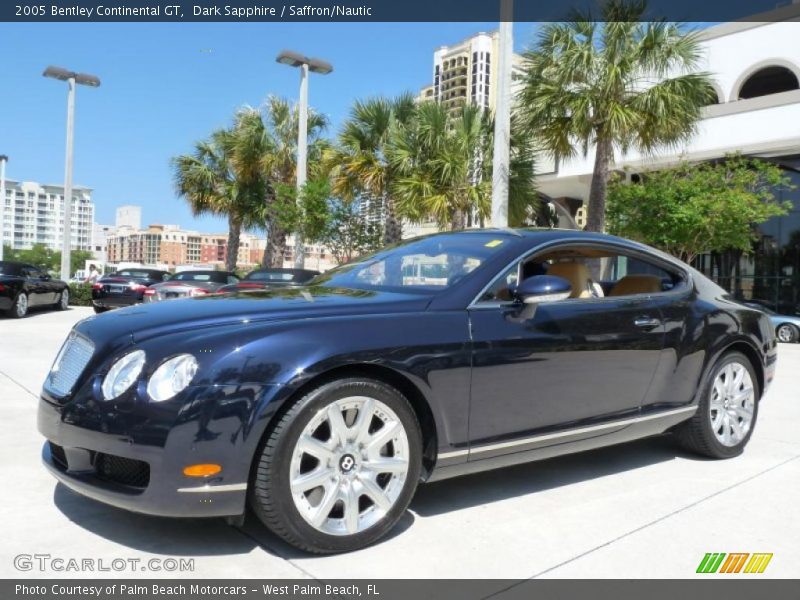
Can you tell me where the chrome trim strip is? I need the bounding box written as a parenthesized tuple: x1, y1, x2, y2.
(177, 483, 247, 493)
(438, 406, 697, 460)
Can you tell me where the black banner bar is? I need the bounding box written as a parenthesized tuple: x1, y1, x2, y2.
(3, 0, 800, 23)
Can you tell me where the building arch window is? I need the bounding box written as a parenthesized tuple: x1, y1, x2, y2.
(733, 60, 800, 100)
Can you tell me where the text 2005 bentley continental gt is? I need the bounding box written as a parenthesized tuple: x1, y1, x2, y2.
(38, 229, 777, 553)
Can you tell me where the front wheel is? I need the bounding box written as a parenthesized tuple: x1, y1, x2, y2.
(674, 351, 759, 459)
(56, 288, 69, 310)
(250, 378, 422, 554)
(776, 323, 798, 343)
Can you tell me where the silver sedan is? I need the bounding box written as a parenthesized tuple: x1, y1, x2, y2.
(143, 270, 239, 303)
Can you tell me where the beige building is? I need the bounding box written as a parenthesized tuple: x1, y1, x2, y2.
(418, 30, 526, 114)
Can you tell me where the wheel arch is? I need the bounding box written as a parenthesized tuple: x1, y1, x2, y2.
(716, 339, 765, 399)
(251, 363, 439, 482)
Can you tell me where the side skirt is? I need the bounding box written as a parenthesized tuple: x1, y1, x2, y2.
(427, 406, 697, 483)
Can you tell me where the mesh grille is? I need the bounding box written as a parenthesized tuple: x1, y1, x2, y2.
(94, 453, 150, 488)
(45, 332, 94, 397)
(49, 442, 67, 469)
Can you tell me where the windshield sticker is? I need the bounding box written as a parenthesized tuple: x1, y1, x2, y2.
(485, 240, 504, 248)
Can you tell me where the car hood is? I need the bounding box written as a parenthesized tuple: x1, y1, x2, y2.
(74, 285, 432, 345)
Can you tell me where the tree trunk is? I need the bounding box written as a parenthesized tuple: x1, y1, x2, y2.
(265, 224, 287, 268)
(452, 208, 467, 231)
(383, 196, 402, 246)
(585, 136, 613, 233)
(226, 216, 241, 272)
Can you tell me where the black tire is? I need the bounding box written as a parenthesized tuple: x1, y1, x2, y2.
(674, 351, 760, 459)
(249, 377, 422, 554)
(776, 323, 798, 344)
(93, 305, 108, 314)
(8, 292, 28, 318)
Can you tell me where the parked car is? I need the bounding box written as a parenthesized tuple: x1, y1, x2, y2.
(216, 268, 320, 293)
(38, 230, 777, 554)
(744, 302, 800, 343)
(91, 268, 170, 313)
(0, 261, 69, 318)
(143, 270, 240, 303)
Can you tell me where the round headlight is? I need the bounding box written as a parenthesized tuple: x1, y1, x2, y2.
(147, 354, 198, 402)
(102, 350, 146, 400)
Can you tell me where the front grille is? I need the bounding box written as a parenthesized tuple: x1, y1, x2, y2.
(94, 453, 150, 488)
(49, 442, 67, 470)
(45, 332, 94, 397)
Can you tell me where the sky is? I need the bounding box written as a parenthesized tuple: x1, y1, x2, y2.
(0, 22, 541, 233)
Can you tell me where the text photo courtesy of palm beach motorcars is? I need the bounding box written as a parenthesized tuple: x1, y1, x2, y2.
(1, 0, 800, 587)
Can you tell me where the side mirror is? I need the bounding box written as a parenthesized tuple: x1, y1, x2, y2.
(515, 275, 571, 305)
(40, 273, 51, 281)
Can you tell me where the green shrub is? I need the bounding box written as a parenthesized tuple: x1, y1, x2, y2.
(68, 282, 93, 306)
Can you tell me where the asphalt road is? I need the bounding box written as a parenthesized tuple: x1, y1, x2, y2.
(1, 306, 798, 579)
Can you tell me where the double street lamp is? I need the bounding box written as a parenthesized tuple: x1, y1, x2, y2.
(276, 50, 332, 269)
(43, 66, 100, 281)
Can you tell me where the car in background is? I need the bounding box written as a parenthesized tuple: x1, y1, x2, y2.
(143, 270, 239, 303)
(91, 268, 170, 313)
(0, 261, 69, 318)
(744, 302, 800, 343)
(216, 268, 320, 293)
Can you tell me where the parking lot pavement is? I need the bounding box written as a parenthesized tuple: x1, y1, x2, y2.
(1, 307, 798, 580)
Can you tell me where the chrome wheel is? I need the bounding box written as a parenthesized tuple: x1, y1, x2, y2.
(289, 395, 410, 536)
(777, 324, 796, 343)
(709, 362, 755, 447)
(60, 289, 69, 309)
(15, 293, 28, 317)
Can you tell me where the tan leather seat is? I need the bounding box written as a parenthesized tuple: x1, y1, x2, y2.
(546, 262, 594, 299)
(609, 274, 663, 297)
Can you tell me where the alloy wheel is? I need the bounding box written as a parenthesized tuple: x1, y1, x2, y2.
(60, 289, 69, 309)
(709, 362, 755, 447)
(777, 324, 795, 343)
(16, 293, 28, 317)
(289, 395, 410, 536)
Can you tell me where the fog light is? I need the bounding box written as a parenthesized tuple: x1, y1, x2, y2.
(183, 464, 222, 477)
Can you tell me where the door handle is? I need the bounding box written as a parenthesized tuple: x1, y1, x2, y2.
(634, 317, 661, 329)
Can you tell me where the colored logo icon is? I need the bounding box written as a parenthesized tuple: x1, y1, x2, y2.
(696, 553, 773, 574)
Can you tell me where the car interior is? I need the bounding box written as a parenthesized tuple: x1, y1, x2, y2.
(482, 246, 685, 303)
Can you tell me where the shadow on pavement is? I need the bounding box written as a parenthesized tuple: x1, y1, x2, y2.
(412, 435, 699, 517)
(53, 435, 697, 556)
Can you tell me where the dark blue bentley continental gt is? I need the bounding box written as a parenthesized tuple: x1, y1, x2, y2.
(38, 229, 777, 553)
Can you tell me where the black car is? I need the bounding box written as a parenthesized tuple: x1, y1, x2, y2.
(216, 267, 320, 293)
(0, 261, 69, 318)
(91, 268, 170, 313)
(38, 230, 777, 554)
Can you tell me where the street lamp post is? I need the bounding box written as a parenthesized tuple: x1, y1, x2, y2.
(276, 50, 332, 269)
(0, 154, 7, 261)
(491, 0, 514, 228)
(43, 66, 100, 280)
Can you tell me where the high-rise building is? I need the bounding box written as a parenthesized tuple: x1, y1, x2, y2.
(115, 204, 142, 230)
(420, 31, 526, 114)
(1, 180, 94, 251)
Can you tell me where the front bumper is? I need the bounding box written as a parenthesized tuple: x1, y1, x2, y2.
(37, 383, 281, 518)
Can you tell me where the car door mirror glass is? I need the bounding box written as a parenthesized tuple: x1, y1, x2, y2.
(515, 275, 572, 305)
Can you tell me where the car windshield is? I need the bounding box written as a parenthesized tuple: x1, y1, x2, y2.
(170, 272, 226, 283)
(312, 232, 513, 293)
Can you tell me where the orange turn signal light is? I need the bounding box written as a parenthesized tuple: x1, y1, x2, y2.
(183, 464, 222, 477)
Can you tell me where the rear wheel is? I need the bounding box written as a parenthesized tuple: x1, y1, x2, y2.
(55, 288, 69, 310)
(8, 292, 28, 318)
(674, 351, 759, 459)
(250, 378, 422, 554)
(776, 323, 798, 343)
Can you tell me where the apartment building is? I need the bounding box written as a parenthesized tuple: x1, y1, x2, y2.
(1, 180, 94, 251)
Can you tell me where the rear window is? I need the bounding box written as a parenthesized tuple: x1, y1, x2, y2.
(116, 270, 157, 278)
(247, 271, 296, 282)
(0, 262, 21, 276)
(170, 272, 228, 283)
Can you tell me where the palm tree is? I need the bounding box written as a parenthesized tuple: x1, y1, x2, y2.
(325, 94, 416, 245)
(388, 102, 539, 231)
(172, 129, 254, 271)
(228, 97, 328, 267)
(518, 0, 715, 232)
